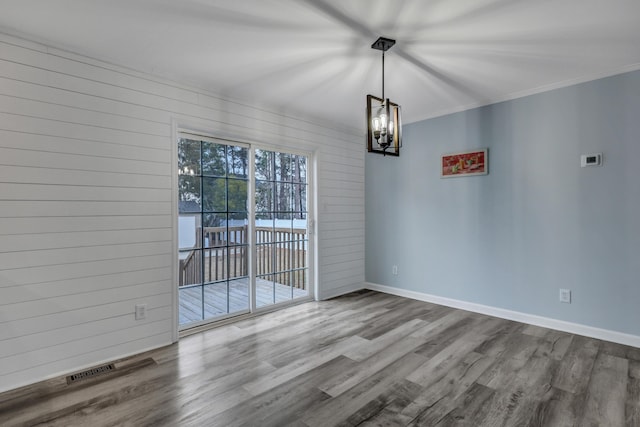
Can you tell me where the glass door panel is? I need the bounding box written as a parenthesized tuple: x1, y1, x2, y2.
(178, 136, 249, 327)
(254, 150, 309, 308)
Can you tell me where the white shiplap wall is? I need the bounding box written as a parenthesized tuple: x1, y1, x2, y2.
(0, 33, 364, 393)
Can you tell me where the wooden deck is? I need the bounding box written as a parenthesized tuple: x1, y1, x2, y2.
(179, 278, 308, 325)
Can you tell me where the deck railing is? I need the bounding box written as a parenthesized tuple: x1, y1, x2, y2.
(179, 225, 307, 289)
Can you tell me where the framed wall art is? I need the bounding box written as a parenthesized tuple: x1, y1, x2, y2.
(441, 148, 488, 178)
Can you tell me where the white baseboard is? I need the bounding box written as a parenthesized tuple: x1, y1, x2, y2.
(318, 282, 365, 301)
(365, 282, 640, 349)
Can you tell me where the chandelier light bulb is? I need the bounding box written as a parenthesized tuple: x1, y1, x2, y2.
(380, 112, 387, 133)
(372, 116, 381, 132)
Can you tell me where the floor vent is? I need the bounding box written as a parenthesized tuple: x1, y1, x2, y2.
(66, 363, 116, 385)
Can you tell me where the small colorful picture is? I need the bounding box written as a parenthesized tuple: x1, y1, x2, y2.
(441, 148, 488, 178)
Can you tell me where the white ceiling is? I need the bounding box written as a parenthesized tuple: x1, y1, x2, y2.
(1, 0, 640, 130)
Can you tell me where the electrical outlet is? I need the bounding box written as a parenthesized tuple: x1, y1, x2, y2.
(392, 265, 398, 275)
(559, 289, 571, 304)
(580, 153, 602, 167)
(135, 304, 147, 320)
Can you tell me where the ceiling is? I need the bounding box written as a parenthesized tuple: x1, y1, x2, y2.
(1, 0, 639, 131)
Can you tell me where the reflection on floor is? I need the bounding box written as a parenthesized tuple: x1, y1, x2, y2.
(179, 277, 308, 324)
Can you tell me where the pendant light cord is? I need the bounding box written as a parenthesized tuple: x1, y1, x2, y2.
(381, 51, 385, 100)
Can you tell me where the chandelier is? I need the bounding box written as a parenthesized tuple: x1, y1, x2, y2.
(366, 37, 402, 156)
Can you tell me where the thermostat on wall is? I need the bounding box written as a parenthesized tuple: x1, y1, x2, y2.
(580, 153, 602, 167)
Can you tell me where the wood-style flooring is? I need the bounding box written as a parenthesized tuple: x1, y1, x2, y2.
(2, 290, 639, 426)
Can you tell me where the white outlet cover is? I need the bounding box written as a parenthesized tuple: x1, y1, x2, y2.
(135, 304, 147, 320)
(559, 289, 571, 303)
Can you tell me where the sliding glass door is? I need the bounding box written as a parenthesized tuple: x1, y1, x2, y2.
(177, 134, 311, 328)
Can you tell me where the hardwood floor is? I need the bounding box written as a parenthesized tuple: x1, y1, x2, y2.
(2, 290, 639, 426)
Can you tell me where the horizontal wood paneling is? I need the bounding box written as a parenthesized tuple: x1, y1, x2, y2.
(320, 180, 365, 191)
(320, 228, 366, 241)
(320, 218, 366, 228)
(0, 76, 171, 123)
(0, 94, 171, 136)
(318, 187, 365, 199)
(0, 112, 168, 148)
(0, 130, 171, 162)
(0, 292, 172, 341)
(0, 228, 171, 252)
(0, 183, 170, 201)
(321, 151, 366, 165)
(320, 214, 364, 224)
(0, 215, 171, 234)
(320, 160, 364, 174)
(0, 201, 171, 217)
(0, 55, 356, 147)
(319, 259, 363, 273)
(321, 252, 366, 267)
(319, 241, 364, 253)
(0, 332, 173, 393)
(0, 242, 171, 270)
(318, 170, 365, 183)
(0, 304, 171, 359)
(321, 270, 365, 286)
(323, 195, 365, 205)
(1, 281, 172, 322)
(195, 92, 361, 142)
(0, 145, 169, 174)
(0, 166, 173, 188)
(0, 267, 172, 306)
(0, 42, 198, 104)
(0, 254, 172, 287)
(0, 319, 174, 377)
(0, 31, 365, 394)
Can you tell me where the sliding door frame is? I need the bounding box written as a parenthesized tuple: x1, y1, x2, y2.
(171, 123, 315, 338)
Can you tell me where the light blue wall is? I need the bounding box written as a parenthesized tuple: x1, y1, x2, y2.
(365, 70, 640, 336)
